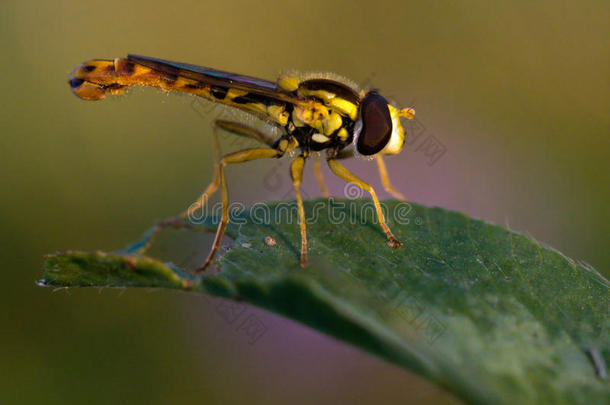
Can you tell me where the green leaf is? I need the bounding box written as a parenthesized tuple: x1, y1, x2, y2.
(41, 199, 609, 405)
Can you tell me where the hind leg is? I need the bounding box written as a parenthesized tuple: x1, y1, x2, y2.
(137, 120, 278, 254)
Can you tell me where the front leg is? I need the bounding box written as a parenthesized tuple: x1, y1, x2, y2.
(327, 158, 402, 248)
(376, 155, 406, 201)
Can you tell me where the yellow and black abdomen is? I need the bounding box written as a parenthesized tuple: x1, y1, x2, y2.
(69, 57, 292, 127)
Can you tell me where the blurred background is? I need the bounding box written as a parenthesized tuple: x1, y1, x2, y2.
(1, 1, 608, 404)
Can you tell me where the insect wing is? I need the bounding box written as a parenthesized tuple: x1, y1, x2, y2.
(127, 54, 300, 104)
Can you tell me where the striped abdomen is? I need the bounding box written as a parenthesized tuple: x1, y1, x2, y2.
(68, 58, 291, 126)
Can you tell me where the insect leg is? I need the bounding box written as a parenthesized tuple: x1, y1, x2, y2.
(215, 120, 276, 147)
(291, 156, 308, 267)
(375, 155, 406, 201)
(137, 121, 279, 255)
(335, 149, 355, 160)
(325, 150, 406, 200)
(326, 158, 402, 248)
(196, 147, 284, 272)
(184, 120, 281, 220)
(313, 154, 330, 198)
(135, 124, 223, 254)
(311, 149, 354, 198)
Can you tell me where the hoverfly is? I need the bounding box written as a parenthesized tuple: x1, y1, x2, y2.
(68, 54, 415, 271)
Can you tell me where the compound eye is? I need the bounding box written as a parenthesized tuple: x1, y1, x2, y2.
(356, 92, 392, 155)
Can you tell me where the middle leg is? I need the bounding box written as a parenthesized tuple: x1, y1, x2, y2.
(291, 155, 308, 267)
